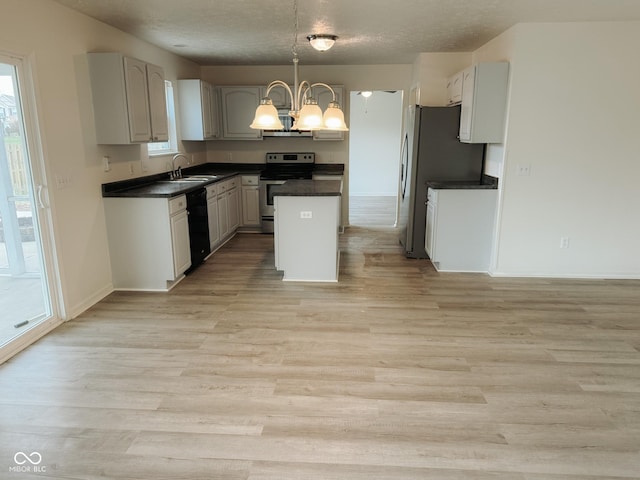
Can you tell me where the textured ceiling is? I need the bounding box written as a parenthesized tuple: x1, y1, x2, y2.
(53, 0, 640, 65)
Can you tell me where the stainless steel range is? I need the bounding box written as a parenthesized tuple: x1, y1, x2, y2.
(259, 152, 315, 233)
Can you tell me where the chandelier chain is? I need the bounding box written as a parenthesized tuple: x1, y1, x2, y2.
(291, 0, 299, 57)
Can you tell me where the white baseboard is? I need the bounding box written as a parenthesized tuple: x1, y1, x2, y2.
(67, 283, 113, 319)
(489, 271, 640, 280)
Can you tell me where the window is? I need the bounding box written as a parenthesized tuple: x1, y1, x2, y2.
(147, 80, 178, 155)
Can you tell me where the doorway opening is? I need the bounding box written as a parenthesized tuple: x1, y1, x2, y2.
(348, 90, 403, 228)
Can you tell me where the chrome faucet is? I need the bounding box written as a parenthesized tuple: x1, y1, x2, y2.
(170, 153, 189, 179)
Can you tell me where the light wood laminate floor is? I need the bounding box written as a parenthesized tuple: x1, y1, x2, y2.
(1, 225, 639, 479)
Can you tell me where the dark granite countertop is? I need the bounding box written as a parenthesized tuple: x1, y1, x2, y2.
(313, 164, 344, 175)
(102, 171, 238, 198)
(271, 179, 342, 197)
(426, 175, 498, 190)
(102, 162, 346, 198)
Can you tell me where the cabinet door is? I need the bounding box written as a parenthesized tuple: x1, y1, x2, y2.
(459, 66, 475, 142)
(425, 202, 436, 259)
(447, 71, 463, 105)
(202, 81, 220, 139)
(313, 86, 344, 141)
(123, 56, 152, 142)
(146, 63, 169, 141)
(220, 87, 262, 139)
(228, 188, 240, 231)
(170, 210, 191, 277)
(217, 193, 229, 239)
(241, 186, 261, 226)
(207, 196, 220, 249)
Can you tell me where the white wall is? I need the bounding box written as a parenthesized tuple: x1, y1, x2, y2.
(1, 0, 201, 317)
(349, 90, 403, 196)
(474, 22, 640, 277)
(412, 53, 472, 106)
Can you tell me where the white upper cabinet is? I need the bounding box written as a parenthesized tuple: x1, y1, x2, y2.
(146, 63, 169, 141)
(177, 79, 220, 141)
(313, 85, 345, 141)
(459, 62, 509, 144)
(219, 86, 263, 140)
(87, 52, 168, 144)
(446, 71, 463, 105)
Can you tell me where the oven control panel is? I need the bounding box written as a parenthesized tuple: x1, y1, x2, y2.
(266, 152, 315, 164)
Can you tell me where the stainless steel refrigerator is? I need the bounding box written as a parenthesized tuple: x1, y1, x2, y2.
(398, 105, 484, 258)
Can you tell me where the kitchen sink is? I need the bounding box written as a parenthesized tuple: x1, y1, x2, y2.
(185, 175, 220, 180)
(158, 178, 209, 184)
(156, 175, 220, 185)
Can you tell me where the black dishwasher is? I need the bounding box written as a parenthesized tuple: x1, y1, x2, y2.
(185, 188, 210, 272)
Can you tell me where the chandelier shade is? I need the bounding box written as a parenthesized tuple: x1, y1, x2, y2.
(249, 98, 284, 130)
(323, 101, 349, 131)
(296, 99, 324, 130)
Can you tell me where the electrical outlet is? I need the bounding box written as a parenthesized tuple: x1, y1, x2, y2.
(517, 164, 531, 176)
(55, 174, 72, 189)
(227, 152, 233, 162)
(300, 211, 313, 219)
(560, 236, 570, 249)
(129, 163, 135, 175)
(140, 158, 148, 172)
(102, 155, 111, 172)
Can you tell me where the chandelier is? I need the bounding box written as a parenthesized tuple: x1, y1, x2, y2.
(249, 0, 348, 132)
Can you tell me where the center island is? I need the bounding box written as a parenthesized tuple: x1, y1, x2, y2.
(272, 179, 342, 282)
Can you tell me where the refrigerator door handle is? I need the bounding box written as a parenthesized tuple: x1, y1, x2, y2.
(400, 133, 409, 200)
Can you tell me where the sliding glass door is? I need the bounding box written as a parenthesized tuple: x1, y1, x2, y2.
(0, 55, 59, 353)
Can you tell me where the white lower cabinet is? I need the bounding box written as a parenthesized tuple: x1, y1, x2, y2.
(217, 192, 229, 240)
(425, 188, 497, 272)
(228, 186, 240, 231)
(206, 184, 220, 250)
(240, 175, 261, 228)
(104, 195, 191, 291)
(215, 176, 239, 245)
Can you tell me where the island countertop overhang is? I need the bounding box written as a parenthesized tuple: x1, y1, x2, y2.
(271, 179, 342, 197)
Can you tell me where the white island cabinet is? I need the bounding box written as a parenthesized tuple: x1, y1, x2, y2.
(104, 195, 191, 291)
(273, 180, 341, 282)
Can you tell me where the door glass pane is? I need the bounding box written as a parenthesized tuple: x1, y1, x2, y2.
(0, 61, 51, 346)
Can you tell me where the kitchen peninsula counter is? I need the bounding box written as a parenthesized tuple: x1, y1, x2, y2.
(273, 180, 341, 282)
(270, 179, 342, 197)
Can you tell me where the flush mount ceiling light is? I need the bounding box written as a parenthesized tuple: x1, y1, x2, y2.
(250, 0, 348, 132)
(307, 34, 338, 52)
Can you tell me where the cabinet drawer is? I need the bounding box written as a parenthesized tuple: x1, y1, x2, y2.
(227, 176, 239, 189)
(242, 175, 259, 186)
(169, 195, 187, 215)
(206, 184, 218, 197)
